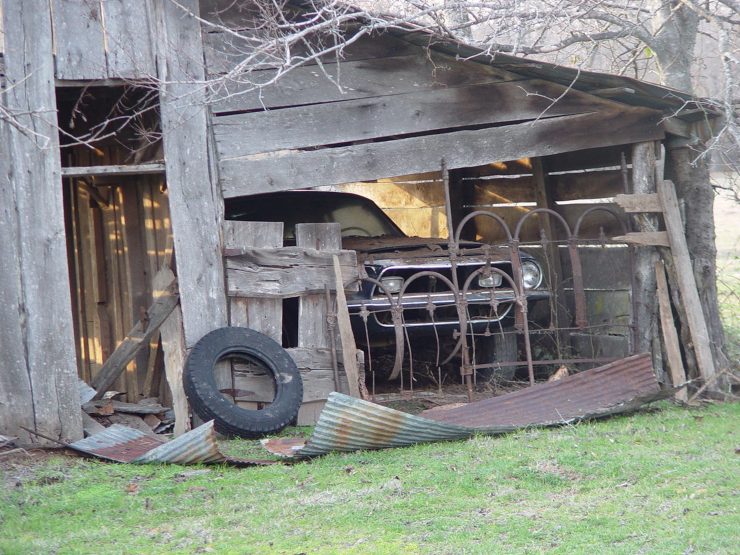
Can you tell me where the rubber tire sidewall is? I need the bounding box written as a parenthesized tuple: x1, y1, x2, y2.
(184, 327, 303, 438)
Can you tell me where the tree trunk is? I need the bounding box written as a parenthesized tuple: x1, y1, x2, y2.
(665, 146, 730, 372)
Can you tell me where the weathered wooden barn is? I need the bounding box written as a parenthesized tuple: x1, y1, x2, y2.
(0, 0, 718, 444)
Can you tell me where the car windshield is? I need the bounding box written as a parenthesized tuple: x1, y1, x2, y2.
(226, 192, 404, 242)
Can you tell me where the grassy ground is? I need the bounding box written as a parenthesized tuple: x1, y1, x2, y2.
(2, 402, 738, 554)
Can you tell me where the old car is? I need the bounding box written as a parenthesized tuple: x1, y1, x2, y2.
(225, 190, 550, 377)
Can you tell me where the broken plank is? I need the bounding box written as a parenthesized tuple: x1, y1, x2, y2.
(83, 400, 168, 415)
(333, 255, 361, 398)
(80, 411, 106, 437)
(614, 193, 662, 213)
(657, 180, 717, 385)
(153, 268, 190, 437)
(612, 231, 670, 247)
(226, 248, 358, 298)
(221, 109, 664, 197)
(91, 279, 179, 399)
(655, 260, 688, 401)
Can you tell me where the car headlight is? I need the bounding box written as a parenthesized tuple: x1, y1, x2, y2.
(380, 276, 404, 294)
(478, 273, 503, 288)
(520, 260, 542, 289)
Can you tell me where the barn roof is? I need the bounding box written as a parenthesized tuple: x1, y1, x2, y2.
(280, 0, 717, 122)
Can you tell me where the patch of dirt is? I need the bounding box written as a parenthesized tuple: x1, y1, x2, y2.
(1, 446, 81, 492)
(533, 459, 581, 481)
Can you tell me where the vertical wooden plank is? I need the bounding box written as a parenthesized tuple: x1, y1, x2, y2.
(52, 0, 108, 79)
(153, 0, 228, 350)
(655, 260, 688, 401)
(531, 157, 569, 336)
(631, 142, 659, 359)
(223, 221, 283, 342)
(102, 0, 156, 78)
(121, 185, 151, 399)
(296, 223, 342, 424)
(153, 268, 190, 436)
(296, 224, 342, 348)
(658, 180, 717, 386)
(0, 0, 82, 443)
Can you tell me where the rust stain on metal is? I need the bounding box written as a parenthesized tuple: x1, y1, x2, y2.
(93, 436, 166, 463)
(263, 354, 665, 459)
(69, 421, 276, 466)
(422, 353, 659, 429)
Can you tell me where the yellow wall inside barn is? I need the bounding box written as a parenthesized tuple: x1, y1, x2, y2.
(339, 172, 448, 238)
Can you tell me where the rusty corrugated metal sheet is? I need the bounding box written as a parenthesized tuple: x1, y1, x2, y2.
(263, 354, 666, 459)
(422, 353, 661, 429)
(263, 393, 484, 458)
(129, 421, 225, 465)
(69, 425, 167, 463)
(69, 421, 275, 466)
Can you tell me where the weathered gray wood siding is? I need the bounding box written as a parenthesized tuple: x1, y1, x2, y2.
(51, 0, 156, 79)
(0, 1, 82, 444)
(154, 0, 228, 349)
(200, 19, 664, 198)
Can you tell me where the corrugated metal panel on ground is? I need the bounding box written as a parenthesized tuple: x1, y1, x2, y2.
(69, 421, 275, 466)
(263, 354, 667, 459)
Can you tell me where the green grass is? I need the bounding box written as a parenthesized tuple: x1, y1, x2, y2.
(2, 402, 738, 554)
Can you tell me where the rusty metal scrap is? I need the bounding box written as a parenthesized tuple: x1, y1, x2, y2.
(69, 421, 275, 466)
(421, 353, 661, 429)
(263, 354, 666, 459)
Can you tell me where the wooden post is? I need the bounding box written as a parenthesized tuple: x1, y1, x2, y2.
(0, 0, 83, 444)
(531, 157, 569, 342)
(630, 143, 660, 366)
(658, 180, 718, 387)
(153, 0, 228, 350)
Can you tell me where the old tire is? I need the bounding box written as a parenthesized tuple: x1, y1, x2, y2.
(473, 332, 518, 382)
(183, 327, 303, 438)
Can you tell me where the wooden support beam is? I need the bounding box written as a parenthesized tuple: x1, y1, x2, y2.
(630, 142, 660, 362)
(655, 260, 688, 401)
(612, 231, 670, 247)
(91, 279, 179, 399)
(657, 180, 717, 386)
(531, 157, 569, 336)
(61, 164, 166, 178)
(154, 0, 228, 349)
(221, 109, 664, 197)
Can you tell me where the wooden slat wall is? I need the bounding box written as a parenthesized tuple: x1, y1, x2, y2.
(201, 25, 664, 198)
(224, 221, 359, 425)
(0, 0, 82, 444)
(51, 0, 156, 80)
(64, 151, 172, 402)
